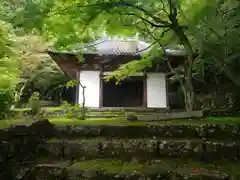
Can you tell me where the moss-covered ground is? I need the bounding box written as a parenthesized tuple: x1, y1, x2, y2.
(1, 116, 240, 129)
(1, 107, 240, 129)
(68, 158, 240, 176)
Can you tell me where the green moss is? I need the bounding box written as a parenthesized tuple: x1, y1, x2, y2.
(48, 117, 154, 126)
(71, 159, 144, 173)
(206, 116, 240, 122)
(2, 114, 240, 129)
(0, 119, 27, 129)
(164, 118, 240, 124)
(50, 116, 240, 126)
(90, 111, 123, 116)
(153, 158, 240, 176)
(14, 107, 63, 112)
(67, 158, 240, 176)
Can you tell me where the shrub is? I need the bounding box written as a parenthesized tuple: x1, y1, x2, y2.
(0, 88, 14, 119)
(61, 101, 89, 120)
(28, 92, 42, 116)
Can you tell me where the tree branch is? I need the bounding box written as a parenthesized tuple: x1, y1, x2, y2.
(136, 42, 156, 53)
(123, 12, 171, 28)
(142, 21, 186, 94)
(56, 1, 171, 26)
(80, 9, 105, 34)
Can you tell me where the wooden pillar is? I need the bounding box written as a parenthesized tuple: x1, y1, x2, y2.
(164, 58, 170, 110)
(75, 71, 80, 105)
(143, 72, 147, 108)
(99, 65, 103, 107)
(165, 75, 170, 110)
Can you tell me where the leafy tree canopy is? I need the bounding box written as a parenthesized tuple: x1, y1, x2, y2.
(0, 20, 19, 89)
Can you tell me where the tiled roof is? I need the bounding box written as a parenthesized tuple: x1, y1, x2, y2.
(49, 38, 188, 56)
(73, 39, 150, 56)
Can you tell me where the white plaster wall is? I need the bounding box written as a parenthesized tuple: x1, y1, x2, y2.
(78, 71, 100, 108)
(147, 73, 167, 108)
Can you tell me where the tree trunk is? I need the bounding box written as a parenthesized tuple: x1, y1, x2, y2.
(168, 0, 196, 112)
(11, 82, 27, 109)
(184, 55, 195, 112)
(173, 27, 195, 112)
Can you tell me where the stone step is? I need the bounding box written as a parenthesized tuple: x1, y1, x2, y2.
(53, 124, 240, 140)
(22, 158, 239, 180)
(39, 138, 240, 161)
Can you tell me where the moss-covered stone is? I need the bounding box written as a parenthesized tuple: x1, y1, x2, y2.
(28, 163, 68, 180)
(23, 159, 234, 180)
(53, 125, 203, 139)
(41, 138, 240, 161)
(64, 140, 101, 159)
(52, 124, 240, 140)
(158, 140, 203, 159)
(101, 139, 158, 160)
(205, 124, 240, 140)
(203, 141, 240, 160)
(173, 168, 228, 180)
(71, 159, 144, 173)
(0, 120, 54, 179)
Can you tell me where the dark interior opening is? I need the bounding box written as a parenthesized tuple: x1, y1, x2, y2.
(167, 79, 185, 110)
(62, 86, 77, 105)
(102, 77, 144, 107)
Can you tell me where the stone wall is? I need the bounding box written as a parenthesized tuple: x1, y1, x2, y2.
(1, 120, 240, 179)
(37, 124, 240, 163)
(42, 138, 240, 162)
(0, 120, 54, 179)
(51, 124, 240, 140)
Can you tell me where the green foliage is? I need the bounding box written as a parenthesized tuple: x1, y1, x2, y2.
(0, 0, 55, 34)
(2, 0, 240, 112)
(13, 35, 69, 105)
(186, 1, 240, 85)
(0, 89, 14, 119)
(41, 0, 220, 111)
(61, 101, 89, 120)
(0, 2, 68, 104)
(0, 20, 20, 90)
(45, 0, 177, 50)
(66, 80, 79, 89)
(28, 92, 41, 116)
(105, 46, 163, 83)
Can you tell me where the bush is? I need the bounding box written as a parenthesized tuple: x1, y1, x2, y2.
(28, 92, 42, 116)
(61, 101, 89, 120)
(0, 88, 14, 119)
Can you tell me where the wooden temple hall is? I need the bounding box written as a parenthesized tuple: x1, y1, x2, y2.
(47, 39, 186, 109)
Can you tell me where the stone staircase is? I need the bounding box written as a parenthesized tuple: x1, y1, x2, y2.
(23, 124, 240, 180)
